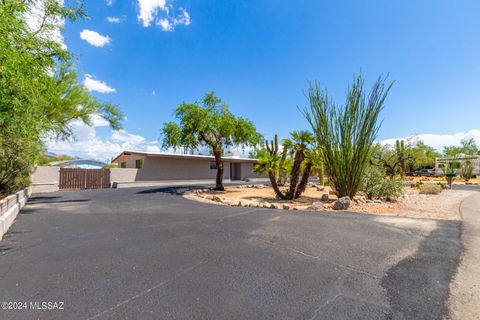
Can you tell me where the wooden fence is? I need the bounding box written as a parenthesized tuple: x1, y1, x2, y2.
(59, 168, 110, 190)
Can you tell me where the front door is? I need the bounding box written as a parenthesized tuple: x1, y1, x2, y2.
(230, 163, 242, 180)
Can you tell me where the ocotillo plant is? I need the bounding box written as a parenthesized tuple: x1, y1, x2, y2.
(303, 74, 394, 199)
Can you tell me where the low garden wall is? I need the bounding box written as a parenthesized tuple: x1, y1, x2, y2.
(0, 187, 31, 240)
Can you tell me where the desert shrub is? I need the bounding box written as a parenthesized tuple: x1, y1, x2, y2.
(381, 178, 405, 201)
(361, 167, 404, 200)
(419, 184, 442, 194)
(361, 167, 384, 199)
(460, 160, 474, 181)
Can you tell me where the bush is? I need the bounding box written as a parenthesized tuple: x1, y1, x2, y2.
(419, 184, 442, 194)
(381, 178, 405, 201)
(361, 167, 404, 201)
(460, 160, 474, 182)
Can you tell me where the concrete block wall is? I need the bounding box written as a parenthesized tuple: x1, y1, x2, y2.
(0, 187, 31, 239)
(31, 166, 60, 193)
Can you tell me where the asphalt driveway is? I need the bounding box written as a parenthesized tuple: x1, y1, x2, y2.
(0, 186, 461, 319)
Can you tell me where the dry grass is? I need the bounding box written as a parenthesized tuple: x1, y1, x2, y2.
(419, 184, 443, 195)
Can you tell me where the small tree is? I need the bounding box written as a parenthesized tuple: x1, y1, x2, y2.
(303, 74, 394, 199)
(441, 161, 459, 188)
(161, 92, 262, 190)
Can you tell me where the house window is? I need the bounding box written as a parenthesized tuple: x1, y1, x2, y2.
(120, 162, 127, 168)
(210, 161, 217, 170)
(135, 159, 143, 169)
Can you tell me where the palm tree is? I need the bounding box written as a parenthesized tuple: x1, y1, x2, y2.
(254, 131, 315, 200)
(286, 131, 314, 199)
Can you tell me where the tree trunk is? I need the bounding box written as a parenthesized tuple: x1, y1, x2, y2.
(268, 172, 287, 199)
(294, 162, 312, 199)
(286, 149, 304, 199)
(213, 151, 224, 190)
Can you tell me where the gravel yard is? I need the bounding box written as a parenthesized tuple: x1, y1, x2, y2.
(186, 181, 477, 220)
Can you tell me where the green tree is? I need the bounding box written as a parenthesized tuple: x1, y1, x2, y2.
(161, 92, 262, 190)
(443, 138, 479, 157)
(372, 140, 411, 177)
(0, 0, 123, 194)
(409, 140, 441, 169)
(303, 74, 394, 199)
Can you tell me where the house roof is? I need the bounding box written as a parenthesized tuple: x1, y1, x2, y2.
(111, 150, 258, 163)
(49, 159, 107, 168)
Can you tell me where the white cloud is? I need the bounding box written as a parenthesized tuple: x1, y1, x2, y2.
(83, 74, 116, 93)
(80, 29, 111, 47)
(25, 0, 66, 49)
(137, 0, 191, 30)
(158, 18, 172, 31)
(107, 16, 121, 23)
(381, 129, 480, 151)
(106, 0, 114, 6)
(44, 119, 161, 162)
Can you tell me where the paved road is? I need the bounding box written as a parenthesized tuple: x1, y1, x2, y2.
(0, 186, 461, 319)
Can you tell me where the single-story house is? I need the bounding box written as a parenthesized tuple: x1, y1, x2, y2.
(435, 155, 480, 176)
(111, 151, 265, 184)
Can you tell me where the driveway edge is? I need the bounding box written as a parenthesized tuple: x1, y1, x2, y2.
(446, 191, 480, 319)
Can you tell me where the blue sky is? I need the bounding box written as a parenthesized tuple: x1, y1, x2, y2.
(47, 0, 480, 161)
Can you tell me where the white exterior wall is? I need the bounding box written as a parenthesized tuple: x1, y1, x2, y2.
(135, 157, 230, 181)
(240, 162, 265, 180)
(435, 157, 480, 176)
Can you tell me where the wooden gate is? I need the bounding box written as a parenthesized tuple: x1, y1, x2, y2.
(59, 168, 110, 190)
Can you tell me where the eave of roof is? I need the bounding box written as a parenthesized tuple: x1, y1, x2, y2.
(111, 150, 258, 163)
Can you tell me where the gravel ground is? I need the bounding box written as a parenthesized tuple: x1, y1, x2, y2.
(188, 184, 476, 221)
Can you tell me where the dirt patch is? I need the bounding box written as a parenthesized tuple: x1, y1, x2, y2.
(185, 183, 475, 221)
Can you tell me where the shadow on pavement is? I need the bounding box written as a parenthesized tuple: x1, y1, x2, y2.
(137, 185, 211, 195)
(381, 219, 461, 319)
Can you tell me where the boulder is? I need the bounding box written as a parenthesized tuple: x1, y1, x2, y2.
(270, 203, 280, 209)
(332, 196, 351, 210)
(321, 194, 330, 202)
(307, 202, 325, 211)
(212, 195, 223, 202)
(316, 185, 325, 191)
(282, 204, 291, 210)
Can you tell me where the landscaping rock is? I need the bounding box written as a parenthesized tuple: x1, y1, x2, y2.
(212, 195, 223, 202)
(332, 196, 351, 210)
(270, 203, 280, 209)
(373, 199, 382, 204)
(307, 202, 325, 211)
(321, 194, 330, 202)
(316, 185, 325, 191)
(282, 204, 291, 210)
